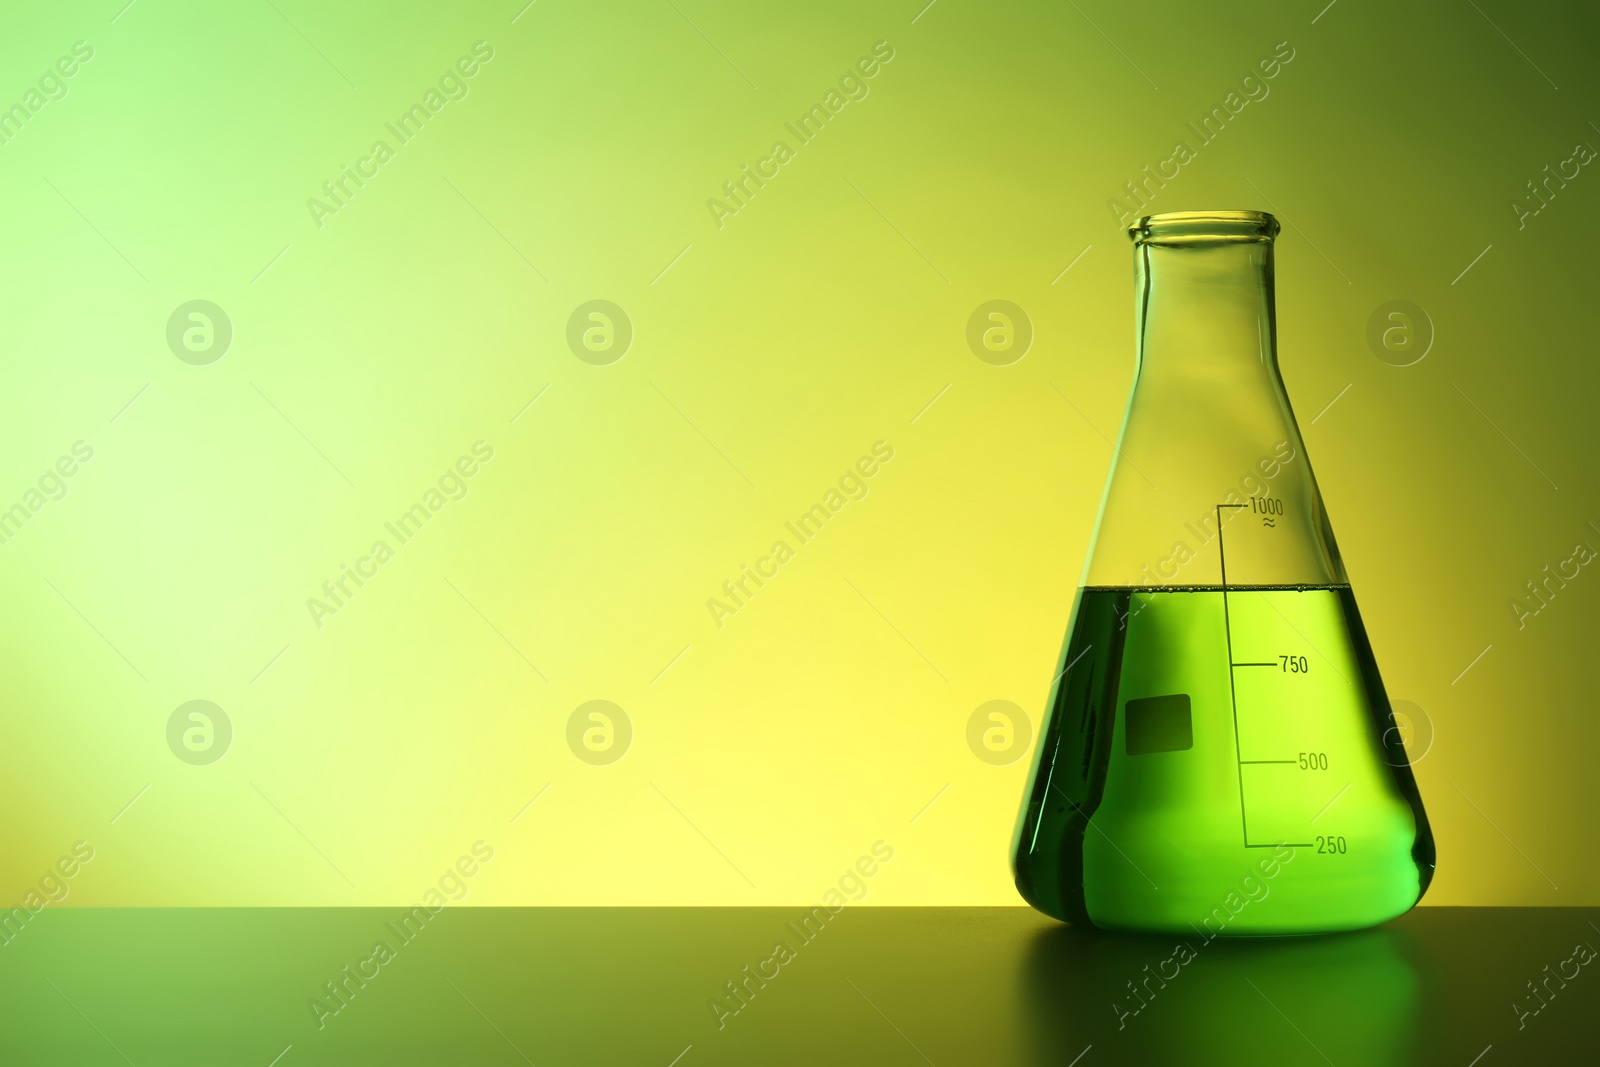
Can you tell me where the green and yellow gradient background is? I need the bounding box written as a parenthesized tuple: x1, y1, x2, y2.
(1, 0, 1596, 909)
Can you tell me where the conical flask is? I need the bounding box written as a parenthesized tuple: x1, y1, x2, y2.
(1012, 210, 1434, 934)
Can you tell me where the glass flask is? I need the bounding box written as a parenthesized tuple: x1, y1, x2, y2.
(1011, 210, 1434, 935)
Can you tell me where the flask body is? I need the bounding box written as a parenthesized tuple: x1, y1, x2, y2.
(1010, 211, 1434, 934)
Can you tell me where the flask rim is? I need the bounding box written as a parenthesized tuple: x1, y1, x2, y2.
(1128, 210, 1280, 245)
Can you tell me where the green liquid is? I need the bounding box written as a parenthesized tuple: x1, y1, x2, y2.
(1012, 587, 1434, 934)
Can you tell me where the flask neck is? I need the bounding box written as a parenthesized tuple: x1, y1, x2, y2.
(1134, 239, 1277, 376)
(1081, 220, 1347, 590)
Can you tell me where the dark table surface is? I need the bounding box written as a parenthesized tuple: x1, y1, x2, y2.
(2, 907, 1595, 1065)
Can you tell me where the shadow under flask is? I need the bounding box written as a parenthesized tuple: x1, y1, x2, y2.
(1011, 210, 1434, 934)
